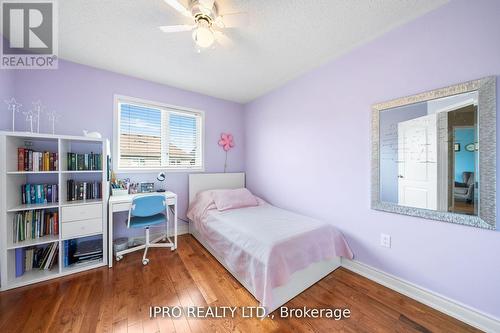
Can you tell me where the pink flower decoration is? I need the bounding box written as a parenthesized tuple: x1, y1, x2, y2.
(218, 133, 235, 152)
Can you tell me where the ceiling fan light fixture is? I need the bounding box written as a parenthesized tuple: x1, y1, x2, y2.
(192, 25, 215, 48)
(161, 0, 244, 49)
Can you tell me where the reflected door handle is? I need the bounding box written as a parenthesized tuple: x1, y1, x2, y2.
(398, 175, 404, 178)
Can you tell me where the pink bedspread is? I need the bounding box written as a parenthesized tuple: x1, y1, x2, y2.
(187, 192, 354, 308)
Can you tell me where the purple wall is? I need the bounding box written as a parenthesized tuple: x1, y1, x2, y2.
(244, 0, 500, 319)
(0, 60, 245, 234)
(0, 36, 14, 110)
(0, 70, 13, 109)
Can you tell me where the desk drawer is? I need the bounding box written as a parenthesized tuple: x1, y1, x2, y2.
(62, 218, 102, 238)
(112, 198, 175, 212)
(112, 202, 131, 213)
(62, 203, 102, 223)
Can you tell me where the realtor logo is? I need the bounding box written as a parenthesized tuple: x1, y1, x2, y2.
(1, 0, 58, 69)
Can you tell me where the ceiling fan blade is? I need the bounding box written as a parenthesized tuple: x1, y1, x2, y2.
(214, 31, 233, 47)
(199, 0, 215, 9)
(215, 12, 249, 28)
(163, 0, 192, 17)
(159, 25, 195, 33)
(198, 0, 214, 16)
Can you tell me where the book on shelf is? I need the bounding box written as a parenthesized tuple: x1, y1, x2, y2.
(66, 180, 102, 201)
(14, 242, 58, 277)
(12, 210, 59, 243)
(21, 184, 58, 205)
(66, 152, 102, 171)
(17, 148, 58, 172)
(15, 248, 23, 277)
(64, 238, 102, 267)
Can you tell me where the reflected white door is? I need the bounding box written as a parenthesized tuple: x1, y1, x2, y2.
(398, 114, 437, 209)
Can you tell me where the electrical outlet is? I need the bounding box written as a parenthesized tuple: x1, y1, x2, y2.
(380, 233, 391, 248)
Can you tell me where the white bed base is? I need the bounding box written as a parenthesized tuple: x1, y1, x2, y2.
(189, 223, 341, 314)
(188, 173, 342, 314)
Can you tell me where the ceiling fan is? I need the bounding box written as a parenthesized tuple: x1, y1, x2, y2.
(159, 0, 248, 49)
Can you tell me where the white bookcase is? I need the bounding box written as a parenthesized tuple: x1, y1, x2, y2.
(0, 131, 110, 290)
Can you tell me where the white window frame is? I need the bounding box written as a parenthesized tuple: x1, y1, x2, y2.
(113, 94, 205, 173)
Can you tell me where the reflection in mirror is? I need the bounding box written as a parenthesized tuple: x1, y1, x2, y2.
(379, 91, 478, 216)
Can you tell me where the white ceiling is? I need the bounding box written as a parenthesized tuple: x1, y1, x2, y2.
(59, 0, 449, 103)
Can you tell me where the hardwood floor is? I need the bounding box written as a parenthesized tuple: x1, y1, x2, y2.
(452, 201, 475, 215)
(0, 235, 480, 333)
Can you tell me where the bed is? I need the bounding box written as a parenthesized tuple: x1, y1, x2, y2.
(187, 172, 353, 314)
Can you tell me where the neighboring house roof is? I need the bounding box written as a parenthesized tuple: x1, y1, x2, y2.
(120, 133, 194, 164)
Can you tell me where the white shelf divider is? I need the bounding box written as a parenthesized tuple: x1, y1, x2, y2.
(7, 171, 59, 175)
(7, 203, 59, 213)
(7, 235, 60, 250)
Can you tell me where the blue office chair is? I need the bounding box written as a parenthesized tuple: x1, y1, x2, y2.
(115, 194, 172, 265)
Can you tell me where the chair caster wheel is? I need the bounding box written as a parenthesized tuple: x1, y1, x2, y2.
(142, 259, 149, 265)
(116, 255, 123, 262)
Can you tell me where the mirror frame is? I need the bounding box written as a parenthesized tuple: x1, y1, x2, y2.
(371, 77, 496, 230)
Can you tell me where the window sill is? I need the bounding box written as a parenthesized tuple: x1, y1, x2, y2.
(114, 167, 205, 174)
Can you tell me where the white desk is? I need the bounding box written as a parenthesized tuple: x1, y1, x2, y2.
(108, 191, 177, 268)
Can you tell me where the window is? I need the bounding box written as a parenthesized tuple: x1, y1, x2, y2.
(114, 96, 204, 171)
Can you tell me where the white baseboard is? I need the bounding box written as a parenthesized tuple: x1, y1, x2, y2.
(341, 258, 499, 332)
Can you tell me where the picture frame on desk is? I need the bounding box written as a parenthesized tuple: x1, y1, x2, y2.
(140, 182, 154, 193)
(129, 183, 139, 194)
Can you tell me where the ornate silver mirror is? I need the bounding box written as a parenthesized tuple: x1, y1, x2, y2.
(372, 77, 496, 230)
